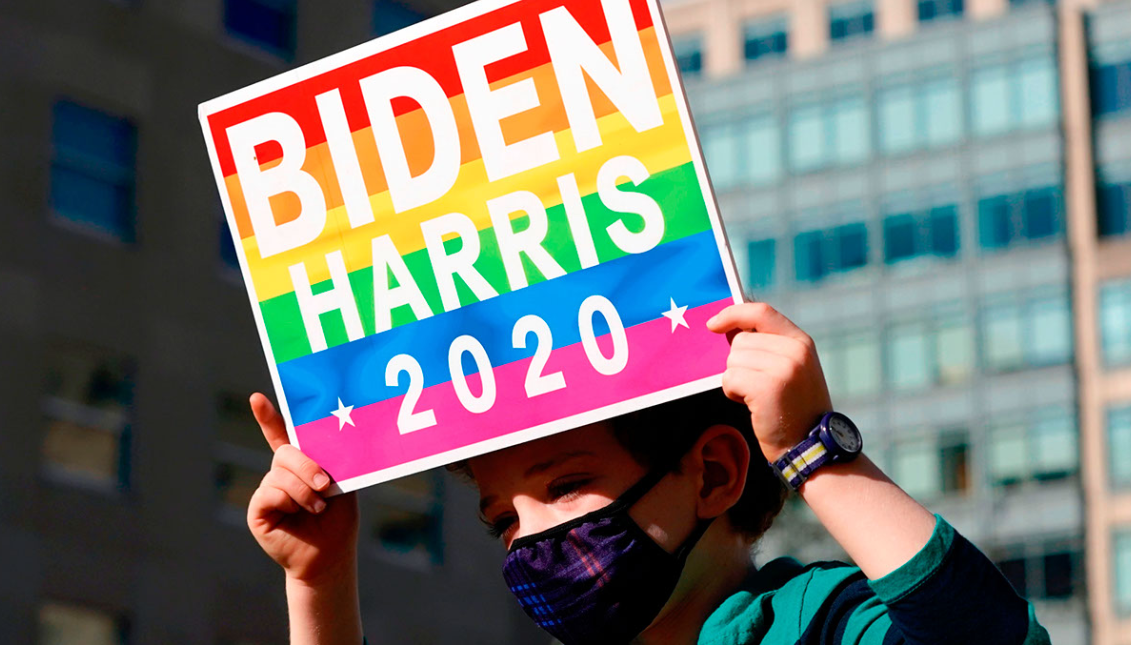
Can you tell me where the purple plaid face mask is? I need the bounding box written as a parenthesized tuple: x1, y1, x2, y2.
(502, 468, 712, 645)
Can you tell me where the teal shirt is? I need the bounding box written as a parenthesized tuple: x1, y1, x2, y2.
(699, 516, 1051, 645)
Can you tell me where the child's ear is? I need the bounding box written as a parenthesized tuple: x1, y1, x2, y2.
(688, 424, 751, 520)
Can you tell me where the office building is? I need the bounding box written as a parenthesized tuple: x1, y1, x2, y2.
(0, 1, 547, 643)
(661, 0, 1131, 643)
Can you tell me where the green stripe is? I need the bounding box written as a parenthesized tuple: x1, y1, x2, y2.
(259, 161, 713, 363)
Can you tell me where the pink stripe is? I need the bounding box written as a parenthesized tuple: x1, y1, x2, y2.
(295, 298, 734, 482)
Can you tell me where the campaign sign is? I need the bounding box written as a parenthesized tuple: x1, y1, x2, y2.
(199, 0, 743, 492)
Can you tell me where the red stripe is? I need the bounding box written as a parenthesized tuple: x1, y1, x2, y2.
(206, 0, 654, 176)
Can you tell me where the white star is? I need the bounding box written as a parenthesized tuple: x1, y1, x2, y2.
(331, 397, 355, 431)
(661, 297, 689, 332)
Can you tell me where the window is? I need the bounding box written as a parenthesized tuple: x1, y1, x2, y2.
(701, 125, 740, 190)
(893, 440, 939, 499)
(984, 304, 1025, 371)
(936, 318, 975, 384)
(971, 65, 1012, 135)
(1101, 279, 1131, 366)
(891, 431, 969, 500)
(224, 0, 297, 59)
(878, 86, 917, 154)
(1098, 180, 1131, 237)
(1092, 57, 1131, 118)
(988, 407, 1078, 486)
(884, 315, 973, 391)
(364, 472, 444, 565)
(215, 392, 271, 513)
(742, 115, 782, 185)
(1018, 57, 1059, 127)
(788, 97, 870, 172)
(882, 204, 959, 264)
(50, 100, 137, 242)
(672, 36, 703, 76)
(39, 602, 127, 645)
(977, 184, 1063, 251)
(829, 2, 874, 42)
(998, 557, 1028, 596)
(983, 293, 1072, 372)
(878, 77, 962, 155)
(747, 239, 776, 292)
(744, 18, 788, 63)
(831, 97, 870, 165)
(888, 323, 931, 391)
(918, 0, 963, 22)
(971, 57, 1059, 136)
(996, 549, 1080, 600)
(788, 105, 825, 172)
(373, 0, 428, 37)
(924, 78, 963, 146)
(819, 331, 882, 400)
(42, 343, 134, 491)
(794, 221, 869, 283)
(1110, 406, 1131, 488)
(1028, 295, 1072, 366)
(1117, 530, 1131, 615)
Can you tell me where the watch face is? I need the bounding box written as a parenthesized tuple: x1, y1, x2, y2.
(828, 415, 862, 453)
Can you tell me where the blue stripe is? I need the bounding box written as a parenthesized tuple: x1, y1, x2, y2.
(279, 230, 733, 426)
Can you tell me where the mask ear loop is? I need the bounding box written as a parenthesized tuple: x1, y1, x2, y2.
(673, 517, 714, 563)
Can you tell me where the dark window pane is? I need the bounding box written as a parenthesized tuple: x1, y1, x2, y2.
(747, 239, 776, 291)
(673, 37, 703, 75)
(940, 436, 970, 494)
(225, 0, 297, 58)
(50, 101, 136, 241)
(836, 223, 868, 271)
(1043, 552, 1074, 599)
(884, 214, 917, 263)
(929, 205, 960, 256)
(1098, 183, 1130, 238)
(1023, 187, 1059, 240)
(918, 0, 964, 21)
(979, 195, 1013, 249)
(374, 0, 428, 36)
(998, 558, 1028, 597)
(794, 231, 825, 282)
(745, 21, 788, 62)
(829, 2, 875, 42)
(50, 166, 135, 240)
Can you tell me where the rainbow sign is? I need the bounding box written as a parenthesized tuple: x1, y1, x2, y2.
(199, 0, 743, 492)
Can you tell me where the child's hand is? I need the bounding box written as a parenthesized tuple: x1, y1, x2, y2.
(247, 393, 360, 585)
(706, 302, 832, 462)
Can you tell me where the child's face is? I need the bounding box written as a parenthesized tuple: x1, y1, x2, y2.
(467, 422, 701, 553)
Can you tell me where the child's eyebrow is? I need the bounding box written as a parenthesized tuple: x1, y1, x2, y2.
(523, 450, 596, 479)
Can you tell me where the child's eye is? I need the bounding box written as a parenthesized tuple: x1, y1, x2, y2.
(547, 477, 592, 502)
(484, 514, 517, 540)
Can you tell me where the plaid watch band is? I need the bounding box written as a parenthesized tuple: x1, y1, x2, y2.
(772, 437, 829, 490)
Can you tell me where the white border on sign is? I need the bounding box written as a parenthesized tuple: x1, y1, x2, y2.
(198, 0, 747, 488)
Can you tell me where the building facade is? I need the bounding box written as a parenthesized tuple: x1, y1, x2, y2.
(0, 1, 548, 643)
(660, 0, 1131, 643)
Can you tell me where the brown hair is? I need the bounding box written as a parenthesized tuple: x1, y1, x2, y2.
(449, 388, 787, 542)
(603, 388, 787, 541)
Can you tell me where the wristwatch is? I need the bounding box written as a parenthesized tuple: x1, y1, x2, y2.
(770, 412, 863, 490)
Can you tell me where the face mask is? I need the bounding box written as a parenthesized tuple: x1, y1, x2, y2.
(502, 469, 712, 645)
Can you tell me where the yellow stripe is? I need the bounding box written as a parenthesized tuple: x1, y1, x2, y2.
(242, 94, 693, 301)
(798, 443, 827, 469)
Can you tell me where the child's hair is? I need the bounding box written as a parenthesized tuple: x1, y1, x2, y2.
(448, 388, 787, 543)
(603, 388, 787, 542)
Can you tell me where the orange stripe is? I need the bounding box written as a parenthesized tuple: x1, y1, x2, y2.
(224, 26, 672, 239)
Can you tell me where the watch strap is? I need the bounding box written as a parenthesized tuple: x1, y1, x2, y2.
(772, 433, 829, 490)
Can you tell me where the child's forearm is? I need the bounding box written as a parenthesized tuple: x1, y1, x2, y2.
(797, 453, 936, 580)
(285, 567, 364, 645)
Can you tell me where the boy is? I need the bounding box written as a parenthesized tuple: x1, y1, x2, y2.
(247, 302, 1051, 645)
